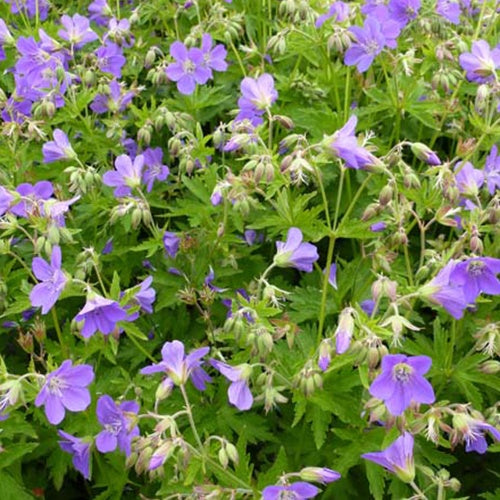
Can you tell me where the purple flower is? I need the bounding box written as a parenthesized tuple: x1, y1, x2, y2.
(35, 360, 94, 425)
(484, 145, 500, 195)
(5, 0, 49, 20)
(74, 294, 128, 338)
(58, 431, 92, 479)
(166, 41, 211, 95)
(90, 79, 137, 114)
(163, 231, 180, 258)
(318, 339, 332, 371)
(126, 276, 156, 318)
(95, 395, 139, 456)
(449, 257, 500, 304)
(300, 467, 341, 484)
(1, 96, 32, 123)
(236, 73, 278, 125)
(262, 482, 320, 500)
(142, 147, 169, 192)
(362, 432, 415, 482)
(42, 129, 76, 163)
(328, 116, 382, 169)
(0, 186, 14, 216)
(422, 261, 468, 319)
(102, 154, 144, 197)
(459, 40, 500, 84)
(369, 354, 435, 416)
(106, 18, 134, 47)
(315, 2, 350, 28)
(11, 181, 54, 218)
(360, 299, 376, 315)
(200, 33, 228, 75)
(459, 418, 500, 454)
(43, 195, 80, 227)
(102, 238, 113, 254)
(324, 264, 337, 289)
(388, 0, 421, 27)
(410, 142, 441, 165)
(454, 161, 484, 196)
(96, 42, 126, 78)
(335, 308, 355, 354)
(436, 0, 461, 24)
(59, 14, 98, 49)
(210, 360, 253, 411)
(88, 0, 111, 26)
(204, 266, 225, 292)
(370, 222, 387, 232)
(344, 17, 399, 73)
(274, 227, 319, 273)
(29, 246, 67, 315)
(140, 340, 211, 390)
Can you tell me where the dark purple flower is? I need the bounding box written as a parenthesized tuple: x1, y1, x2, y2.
(362, 432, 415, 482)
(90, 79, 137, 114)
(204, 266, 225, 292)
(388, 0, 421, 27)
(344, 17, 399, 73)
(42, 129, 76, 163)
(328, 116, 382, 169)
(410, 142, 441, 165)
(11, 181, 53, 218)
(449, 257, 500, 303)
(459, 40, 500, 84)
(96, 42, 126, 78)
(262, 482, 320, 500)
(422, 261, 468, 319)
(1, 96, 32, 123)
(74, 294, 128, 338)
(88, 0, 111, 26)
(140, 340, 211, 390)
(142, 147, 169, 192)
(95, 395, 139, 456)
(58, 431, 92, 479)
(370, 222, 387, 232)
(35, 360, 94, 425)
(484, 145, 500, 195)
(163, 231, 180, 258)
(127, 276, 156, 317)
(166, 41, 211, 95)
(59, 14, 98, 49)
(316, 2, 350, 28)
(360, 299, 376, 315)
(0, 186, 13, 216)
(454, 161, 484, 196)
(29, 246, 67, 315)
(436, 0, 461, 24)
(274, 227, 319, 272)
(236, 73, 278, 125)
(102, 154, 144, 197)
(369, 354, 435, 416)
(200, 33, 228, 75)
(211, 360, 253, 411)
(102, 238, 113, 254)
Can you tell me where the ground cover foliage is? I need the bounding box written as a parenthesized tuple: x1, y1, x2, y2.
(0, 0, 499, 498)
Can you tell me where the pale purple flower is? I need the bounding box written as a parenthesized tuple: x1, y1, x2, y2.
(163, 231, 180, 258)
(210, 360, 253, 411)
(335, 308, 355, 354)
(454, 161, 484, 196)
(95, 395, 139, 456)
(0, 186, 13, 216)
(422, 261, 468, 319)
(449, 257, 500, 303)
(318, 339, 332, 371)
(274, 227, 319, 272)
(436, 0, 461, 24)
(459, 40, 500, 84)
(43, 195, 80, 227)
(324, 264, 337, 289)
(236, 73, 278, 125)
(96, 42, 126, 78)
(204, 266, 226, 293)
(11, 181, 54, 218)
(388, 0, 421, 27)
(30, 246, 67, 315)
(200, 33, 228, 75)
(166, 41, 211, 95)
(126, 276, 156, 319)
(88, 0, 111, 26)
(90, 79, 137, 114)
(463, 420, 500, 454)
(369, 354, 435, 416)
(42, 129, 76, 163)
(58, 431, 92, 479)
(106, 18, 133, 47)
(329, 116, 381, 169)
(102, 154, 144, 197)
(262, 482, 320, 500)
(362, 432, 415, 482)
(140, 340, 211, 390)
(300, 467, 341, 484)
(316, 2, 350, 28)
(5, 0, 49, 20)
(142, 147, 169, 192)
(35, 360, 94, 425)
(74, 294, 128, 338)
(370, 222, 387, 232)
(59, 14, 98, 49)
(484, 145, 500, 195)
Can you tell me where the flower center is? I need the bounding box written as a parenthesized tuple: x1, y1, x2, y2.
(392, 363, 413, 383)
(48, 375, 67, 395)
(183, 60, 196, 74)
(366, 41, 380, 55)
(104, 420, 123, 435)
(467, 260, 485, 276)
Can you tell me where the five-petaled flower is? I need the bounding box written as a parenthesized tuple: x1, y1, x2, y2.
(58, 430, 92, 479)
(35, 360, 94, 425)
(42, 129, 76, 163)
(369, 354, 435, 416)
(210, 359, 253, 411)
(273, 227, 319, 273)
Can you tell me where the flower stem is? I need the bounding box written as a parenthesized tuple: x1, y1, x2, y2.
(51, 307, 68, 357)
(317, 234, 335, 344)
(410, 480, 427, 499)
(180, 384, 205, 460)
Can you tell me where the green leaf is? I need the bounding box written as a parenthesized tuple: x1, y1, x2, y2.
(309, 405, 331, 450)
(365, 461, 385, 500)
(0, 471, 34, 500)
(0, 443, 39, 469)
(110, 271, 121, 300)
(257, 447, 288, 488)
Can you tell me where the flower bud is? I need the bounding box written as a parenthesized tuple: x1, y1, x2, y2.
(378, 183, 393, 206)
(218, 446, 229, 469)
